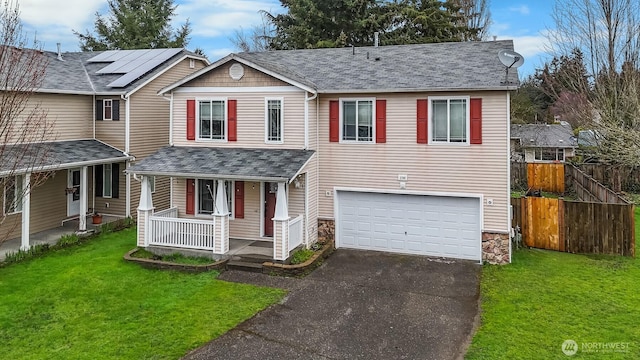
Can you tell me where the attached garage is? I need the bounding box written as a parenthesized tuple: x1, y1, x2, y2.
(335, 190, 482, 261)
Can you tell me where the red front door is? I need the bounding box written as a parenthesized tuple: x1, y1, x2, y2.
(264, 182, 277, 237)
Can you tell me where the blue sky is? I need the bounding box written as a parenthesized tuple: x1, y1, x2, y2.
(20, 0, 553, 77)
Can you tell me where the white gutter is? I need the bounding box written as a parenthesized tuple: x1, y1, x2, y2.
(304, 91, 318, 149)
(1, 156, 132, 177)
(122, 94, 132, 217)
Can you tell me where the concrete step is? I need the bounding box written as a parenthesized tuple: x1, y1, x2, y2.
(227, 260, 264, 273)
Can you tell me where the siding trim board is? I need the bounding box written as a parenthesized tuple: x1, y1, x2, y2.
(175, 86, 303, 93)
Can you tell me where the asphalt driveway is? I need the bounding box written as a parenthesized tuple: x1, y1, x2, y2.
(184, 249, 481, 360)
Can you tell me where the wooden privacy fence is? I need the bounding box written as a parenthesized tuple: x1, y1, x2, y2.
(565, 165, 630, 205)
(527, 163, 564, 193)
(576, 164, 640, 192)
(512, 197, 635, 256)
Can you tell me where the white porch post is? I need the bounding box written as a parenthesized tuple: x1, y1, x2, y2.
(20, 173, 31, 251)
(137, 175, 154, 247)
(273, 182, 289, 261)
(79, 166, 88, 231)
(213, 180, 229, 254)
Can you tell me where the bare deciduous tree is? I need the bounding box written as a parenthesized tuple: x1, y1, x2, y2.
(453, 0, 492, 41)
(0, 0, 54, 242)
(546, 0, 640, 166)
(230, 12, 274, 52)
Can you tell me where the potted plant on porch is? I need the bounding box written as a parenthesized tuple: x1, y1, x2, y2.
(92, 212, 103, 225)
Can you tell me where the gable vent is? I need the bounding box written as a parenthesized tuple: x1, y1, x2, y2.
(229, 63, 244, 80)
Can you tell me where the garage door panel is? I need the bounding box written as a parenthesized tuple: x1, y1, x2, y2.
(337, 191, 481, 261)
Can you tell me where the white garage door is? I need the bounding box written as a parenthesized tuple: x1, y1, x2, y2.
(336, 191, 481, 261)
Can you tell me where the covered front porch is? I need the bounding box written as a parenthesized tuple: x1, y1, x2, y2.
(0, 140, 130, 253)
(129, 146, 315, 261)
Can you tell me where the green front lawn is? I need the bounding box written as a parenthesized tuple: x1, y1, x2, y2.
(466, 209, 640, 359)
(0, 228, 285, 359)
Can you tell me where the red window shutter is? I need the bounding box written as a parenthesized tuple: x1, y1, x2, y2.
(470, 98, 482, 144)
(234, 181, 244, 219)
(376, 99, 386, 143)
(417, 99, 428, 144)
(329, 100, 339, 142)
(186, 179, 195, 215)
(228, 99, 237, 141)
(186, 100, 196, 140)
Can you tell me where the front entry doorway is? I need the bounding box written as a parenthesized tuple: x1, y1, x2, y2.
(263, 182, 277, 237)
(67, 169, 81, 217)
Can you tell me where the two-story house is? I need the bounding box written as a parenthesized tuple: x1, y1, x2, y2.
(1, 47, 207, 252)
(129, 41, 518, 265)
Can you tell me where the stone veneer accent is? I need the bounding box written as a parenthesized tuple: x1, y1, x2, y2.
(482, 232, 510, 265)
(317, 219, 335, 243)
(318, 219, 510, 265)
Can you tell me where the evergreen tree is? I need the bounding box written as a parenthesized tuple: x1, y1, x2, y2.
(74, 0, 191, 51)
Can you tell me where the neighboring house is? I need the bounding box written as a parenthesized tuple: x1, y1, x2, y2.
(511, 123, 577, 163)
(129, 40, 518, 264)
(1, 47, 208, 250)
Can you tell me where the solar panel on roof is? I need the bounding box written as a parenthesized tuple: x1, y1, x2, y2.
(86, 48, 183, 88)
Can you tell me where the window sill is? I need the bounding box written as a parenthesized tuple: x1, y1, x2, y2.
(195, 138, 228, 143)
(265, 140, 284, 145)
(338, 140, 375, 144)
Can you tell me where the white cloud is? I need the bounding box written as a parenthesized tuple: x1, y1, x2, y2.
(20, 0, 105, 30)
(509, 5, 530, 15)
(176, 0, 281, 38)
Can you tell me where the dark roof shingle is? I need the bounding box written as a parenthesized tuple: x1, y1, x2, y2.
(128, 146, 315, 181)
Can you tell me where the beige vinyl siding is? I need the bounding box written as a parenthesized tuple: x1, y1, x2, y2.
(127, 58, 207, 217)
(317, 92, 509, 232)
(183, 61, 289, 87)
(0, 170, 72, 241)
(94, 162, 127, 216)
(289, 179, 304, 218)
(304, 158, 319, 244)
(95, 96, 125, 150)
(3, 93, 92, 144)
(172, 91, 306, 148)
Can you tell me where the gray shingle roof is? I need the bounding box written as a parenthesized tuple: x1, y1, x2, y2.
(38, 49, 205, 94)
(511, 123, 578, 148)
(231, 40, 519, 92)
(128, 146, 315, 181)
(1, 139, 130, 175)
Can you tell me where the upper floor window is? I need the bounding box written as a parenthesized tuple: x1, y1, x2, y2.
(103, 99, 113, 120)
(430, 97, 469, 144)
(197, 179, 233, 217)
(265, 98, 283, 143)
(4, 175, 23, 214)
(341, 99, 374, 142)
(96, 99, 119, 121)
(103, 163, 113, 198)
(198, 100, 226, 140)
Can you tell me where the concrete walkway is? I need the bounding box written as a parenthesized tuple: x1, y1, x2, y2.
(184, 249, 481, 360)
(0, 215, 121, 261)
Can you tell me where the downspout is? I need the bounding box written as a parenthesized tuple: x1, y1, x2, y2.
(315, 95, 320, 239)
(122, 94, 131, 218)
(92, 94, 96, 139)
(304, 91, 318, 245)
(507, 91, 512, 264)
(92, 94, 96, 211)
(169, 92, 174, 146)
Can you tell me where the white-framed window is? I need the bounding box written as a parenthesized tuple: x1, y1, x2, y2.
(3, 175, 23, 215)
(197, 99, 227, 141)
(340, 98, 375, 142)
(534, 148, 565, 162)
(103, 99, 113, 121)
(189, 59, 195, 69)
(265, 98, 283, 143)
(149, 176, 156, 194)
(429, 96, 470, 144)
(103, 163, 112, 198)
(197, 179, 233, 218)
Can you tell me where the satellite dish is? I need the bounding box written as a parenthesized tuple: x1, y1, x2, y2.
(498, 49, 525, 68)
(498, 49, 524, 85)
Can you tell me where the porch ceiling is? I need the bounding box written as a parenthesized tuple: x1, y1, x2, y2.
(0, 139, 130, 176)
(127, 146, 315, 182)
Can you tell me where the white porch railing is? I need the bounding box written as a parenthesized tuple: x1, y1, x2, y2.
(288, 214, 304, 252)
(148, 208, 219, 252)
